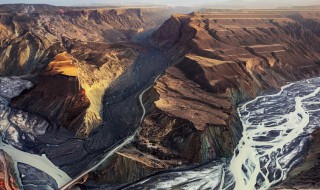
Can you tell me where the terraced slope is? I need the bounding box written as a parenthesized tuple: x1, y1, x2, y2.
(90, 10, 320, 185)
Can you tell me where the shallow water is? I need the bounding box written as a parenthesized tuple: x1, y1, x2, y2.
(0, 76, 319, 190)
(122, 77, 320, 190)
(0, 77, 71, 189)
(229, 77, 320, 189)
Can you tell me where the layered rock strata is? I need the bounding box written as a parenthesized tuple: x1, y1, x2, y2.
(91, 10, 320, 184)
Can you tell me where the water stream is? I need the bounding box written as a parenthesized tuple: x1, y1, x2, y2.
(0, 77, 71, 189)
(122, 77, 320, 190)
(229, 77, 320, 189)
(0, 75, 161, 190)
(0, 74, 319, 190)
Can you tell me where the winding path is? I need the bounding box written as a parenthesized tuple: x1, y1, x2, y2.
(118, 77, 320, 190)
(60, 75, 161, 190)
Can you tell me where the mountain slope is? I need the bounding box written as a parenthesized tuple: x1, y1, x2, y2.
(90, 10, 320, 185)
(0, 4, 184, 137)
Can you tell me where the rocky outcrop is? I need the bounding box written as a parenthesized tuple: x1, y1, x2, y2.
(148, 10, 320, 161)
(9, 41, 139, 137)
(0, 150, 21, 190)
(2, 4, 320, 188)
(0, 4, 186, 137)
(92, 10, 320, 184)
(0, 4, 186, 76)
(10, 74, 90, 133)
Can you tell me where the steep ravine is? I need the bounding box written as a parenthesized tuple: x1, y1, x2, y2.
(87, 10, 320, 187)
(118, 77, 320, 190)
(1, 5, 320, 189)
(0, 4, 191, 138)
(0, 4, 193, 189)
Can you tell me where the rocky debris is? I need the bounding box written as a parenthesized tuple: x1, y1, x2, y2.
(0, 77, 54, 190)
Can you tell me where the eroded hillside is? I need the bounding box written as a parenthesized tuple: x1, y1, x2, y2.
(1, 4, 320, 189)
(90, 10, 320, 186)
(0, 4, 183, 137)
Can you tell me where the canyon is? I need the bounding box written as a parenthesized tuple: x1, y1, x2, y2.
(0, 3, 320, 190)
(89, 9, 320, 188)
(0, 4, 187, 137)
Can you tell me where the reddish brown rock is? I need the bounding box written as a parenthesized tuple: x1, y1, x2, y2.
(1, 5, 186, 137)
(0, 150, 21, 190)
(93, 9, 320, 184)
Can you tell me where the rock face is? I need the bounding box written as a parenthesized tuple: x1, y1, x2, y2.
(11, 72, 90, 134)
(0, 150, 21, 190)
(0, 4, 186, 74)
(0, 4, 186, 137)
(0, 5, 197, 188)
(2, 4, 320, 188)
(91, 10, 320, 184)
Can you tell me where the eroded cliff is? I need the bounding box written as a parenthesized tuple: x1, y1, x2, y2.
(0, 4, 182, 137)
(91, 10, 320, 185)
